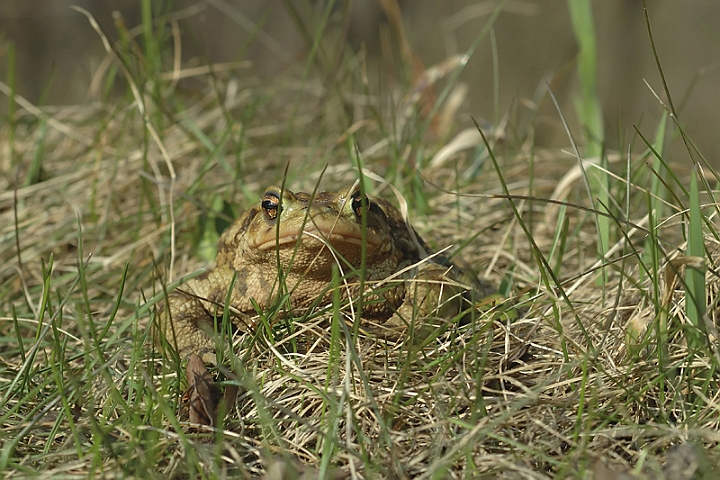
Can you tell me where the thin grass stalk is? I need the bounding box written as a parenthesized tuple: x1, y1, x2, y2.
(6, 44, 15, 166)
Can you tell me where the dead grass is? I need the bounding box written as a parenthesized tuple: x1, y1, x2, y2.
(1, 9, 719, 480)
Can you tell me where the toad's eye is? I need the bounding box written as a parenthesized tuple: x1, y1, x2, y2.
(351, 190, 369, 217)
(261, 192, 281, 220)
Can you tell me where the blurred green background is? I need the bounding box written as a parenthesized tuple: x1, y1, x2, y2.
(0, 0, 718, 159)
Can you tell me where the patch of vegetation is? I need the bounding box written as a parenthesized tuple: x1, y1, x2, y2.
(0, 1, 718, 478)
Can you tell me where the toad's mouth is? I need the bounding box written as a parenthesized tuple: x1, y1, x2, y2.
(251, 217, 384, 251)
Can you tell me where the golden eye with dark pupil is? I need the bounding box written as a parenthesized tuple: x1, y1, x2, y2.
(261, 192, 280, 220)
(351, 191, 369, 217)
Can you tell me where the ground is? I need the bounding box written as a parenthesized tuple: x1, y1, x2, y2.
(0, 4, 719, 479)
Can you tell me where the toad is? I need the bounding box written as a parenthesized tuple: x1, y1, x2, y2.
(156, 183, 488, 363)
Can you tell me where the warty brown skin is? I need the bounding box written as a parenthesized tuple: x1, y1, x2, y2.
(157, 184, 478, 363)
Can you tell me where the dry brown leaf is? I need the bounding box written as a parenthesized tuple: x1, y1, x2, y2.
(186, 353, 217, 427)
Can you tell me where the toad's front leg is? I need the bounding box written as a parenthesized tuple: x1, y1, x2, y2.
(155, 266, 241, 365)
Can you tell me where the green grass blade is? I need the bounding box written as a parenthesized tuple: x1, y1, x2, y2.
(685, 168, 707, 350)
(567, 0, 610, 282)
